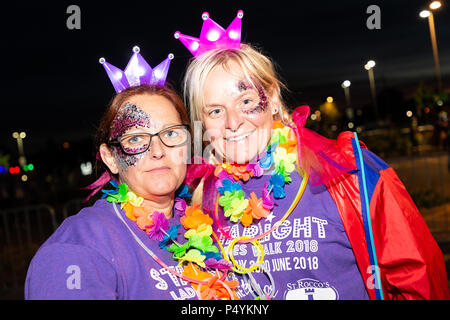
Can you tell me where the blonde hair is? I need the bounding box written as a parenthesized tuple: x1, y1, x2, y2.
(183, 44, 292, 126)
(183, 45, 292, 205)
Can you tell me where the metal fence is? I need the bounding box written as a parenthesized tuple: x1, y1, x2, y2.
(0, 199, 86, 299)
(0, 204, 57, 299)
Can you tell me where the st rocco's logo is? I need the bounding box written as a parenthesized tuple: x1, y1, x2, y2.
(284, 278, 338, 300)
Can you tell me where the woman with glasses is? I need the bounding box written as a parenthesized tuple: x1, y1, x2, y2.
(25, 84, 201, 299)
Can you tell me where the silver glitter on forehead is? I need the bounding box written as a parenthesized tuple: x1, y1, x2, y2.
(110, 102, 151, 140)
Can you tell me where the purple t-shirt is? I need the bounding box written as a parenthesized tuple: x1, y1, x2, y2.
(26, 199, 199, 300)
(216, 170, 369, 300)
(25, 171, 368, 300)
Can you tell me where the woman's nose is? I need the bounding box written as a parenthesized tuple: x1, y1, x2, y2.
(149, 136, 166, 159)
(226, 108, 244, 132)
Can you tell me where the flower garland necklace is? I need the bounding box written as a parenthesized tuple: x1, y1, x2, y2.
(101, 122, 308, 299)
(215, 121, 298, 228)
(102, 182, 240, 300)
(210, 121, 309, 277)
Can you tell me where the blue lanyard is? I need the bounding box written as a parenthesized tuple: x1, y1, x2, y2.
(352, 132, 384, 300)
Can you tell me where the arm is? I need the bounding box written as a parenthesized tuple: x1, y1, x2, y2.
(25, 243, 118, 300)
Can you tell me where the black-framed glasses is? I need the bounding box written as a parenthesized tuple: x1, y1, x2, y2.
(108, 124, 190, 155)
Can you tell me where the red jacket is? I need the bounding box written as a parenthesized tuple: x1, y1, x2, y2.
(291, 106, 449, 300)
(326, 133, 449, 300)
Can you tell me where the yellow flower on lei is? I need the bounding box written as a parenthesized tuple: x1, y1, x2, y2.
(184, 223, 213, 239)
(225, 198, 249, 223)
(178, 249, 206, 268)
(126, 191, 144, 207)
(273, 147, 297, 173)
(270, 126, 291, 145)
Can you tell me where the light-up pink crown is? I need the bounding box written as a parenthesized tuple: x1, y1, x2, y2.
(99, 46, 174, 93)
(174, 10, 244, 58)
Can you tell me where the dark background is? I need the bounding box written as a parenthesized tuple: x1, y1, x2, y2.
(1, 0, 449, 152)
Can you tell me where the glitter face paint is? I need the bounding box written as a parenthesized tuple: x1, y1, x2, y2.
(237, 80, 269, 115)
(109, 102, 152, 169)
(237, 80, 251, 93)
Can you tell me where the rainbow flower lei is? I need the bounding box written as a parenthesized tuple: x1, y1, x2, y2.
(101, 182, 239, 299)
(102, 183, 232, 269)
(215, 121, 298, 227)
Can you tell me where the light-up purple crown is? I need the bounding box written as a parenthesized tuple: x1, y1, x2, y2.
(174, 10, 243, 58)
(99, 46, 174, 93)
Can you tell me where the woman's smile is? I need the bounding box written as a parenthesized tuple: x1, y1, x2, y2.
(225, 129, 255, 142)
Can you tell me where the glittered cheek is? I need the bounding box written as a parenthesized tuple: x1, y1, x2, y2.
(112, 146, 148, 170)
(242, 88, 269, 117)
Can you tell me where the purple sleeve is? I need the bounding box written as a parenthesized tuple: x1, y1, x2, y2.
(25, 243, 118, 300)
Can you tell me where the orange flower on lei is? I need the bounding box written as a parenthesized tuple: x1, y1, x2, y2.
(273, 121, 284, 129)
(180, 204, 213, 230)
(230, 164, 252, 181)
(123, 202, 137, 221)
(183, 263, 239, 300)
(132, 207, 154, 232)
(216, 163, 232, 175)
(215, 163, 252, 182)
(278, 139, 297, 154)
(240, 192, 270, 227)
(248, 192, 270, 219)
(240, 206, 253, 227)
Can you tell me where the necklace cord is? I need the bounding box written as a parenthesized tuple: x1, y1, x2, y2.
(112, 202, 211, 286)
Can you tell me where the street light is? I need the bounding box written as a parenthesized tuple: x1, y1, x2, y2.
(364, 60, 378, 120)
(420, 1, 442, 92)
(341, 80, 351, 106)
(366, 60, 376, 69)
(430, 1, 441, 10)
(419, 10, 431, 18)
(341, 80, 353, 120)
(12, 131, 27, 167)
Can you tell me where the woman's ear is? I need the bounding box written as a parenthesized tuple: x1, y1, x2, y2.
(268, 88, 281, 117)
(99, 143, 119, 175)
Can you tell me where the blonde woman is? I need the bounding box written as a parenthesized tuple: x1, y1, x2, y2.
(177, 11, 449, 300)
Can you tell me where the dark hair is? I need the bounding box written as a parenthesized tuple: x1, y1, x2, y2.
(94, 84, 190, 176)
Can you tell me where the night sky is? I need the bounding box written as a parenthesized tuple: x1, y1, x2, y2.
(2, 0, 450, 154)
